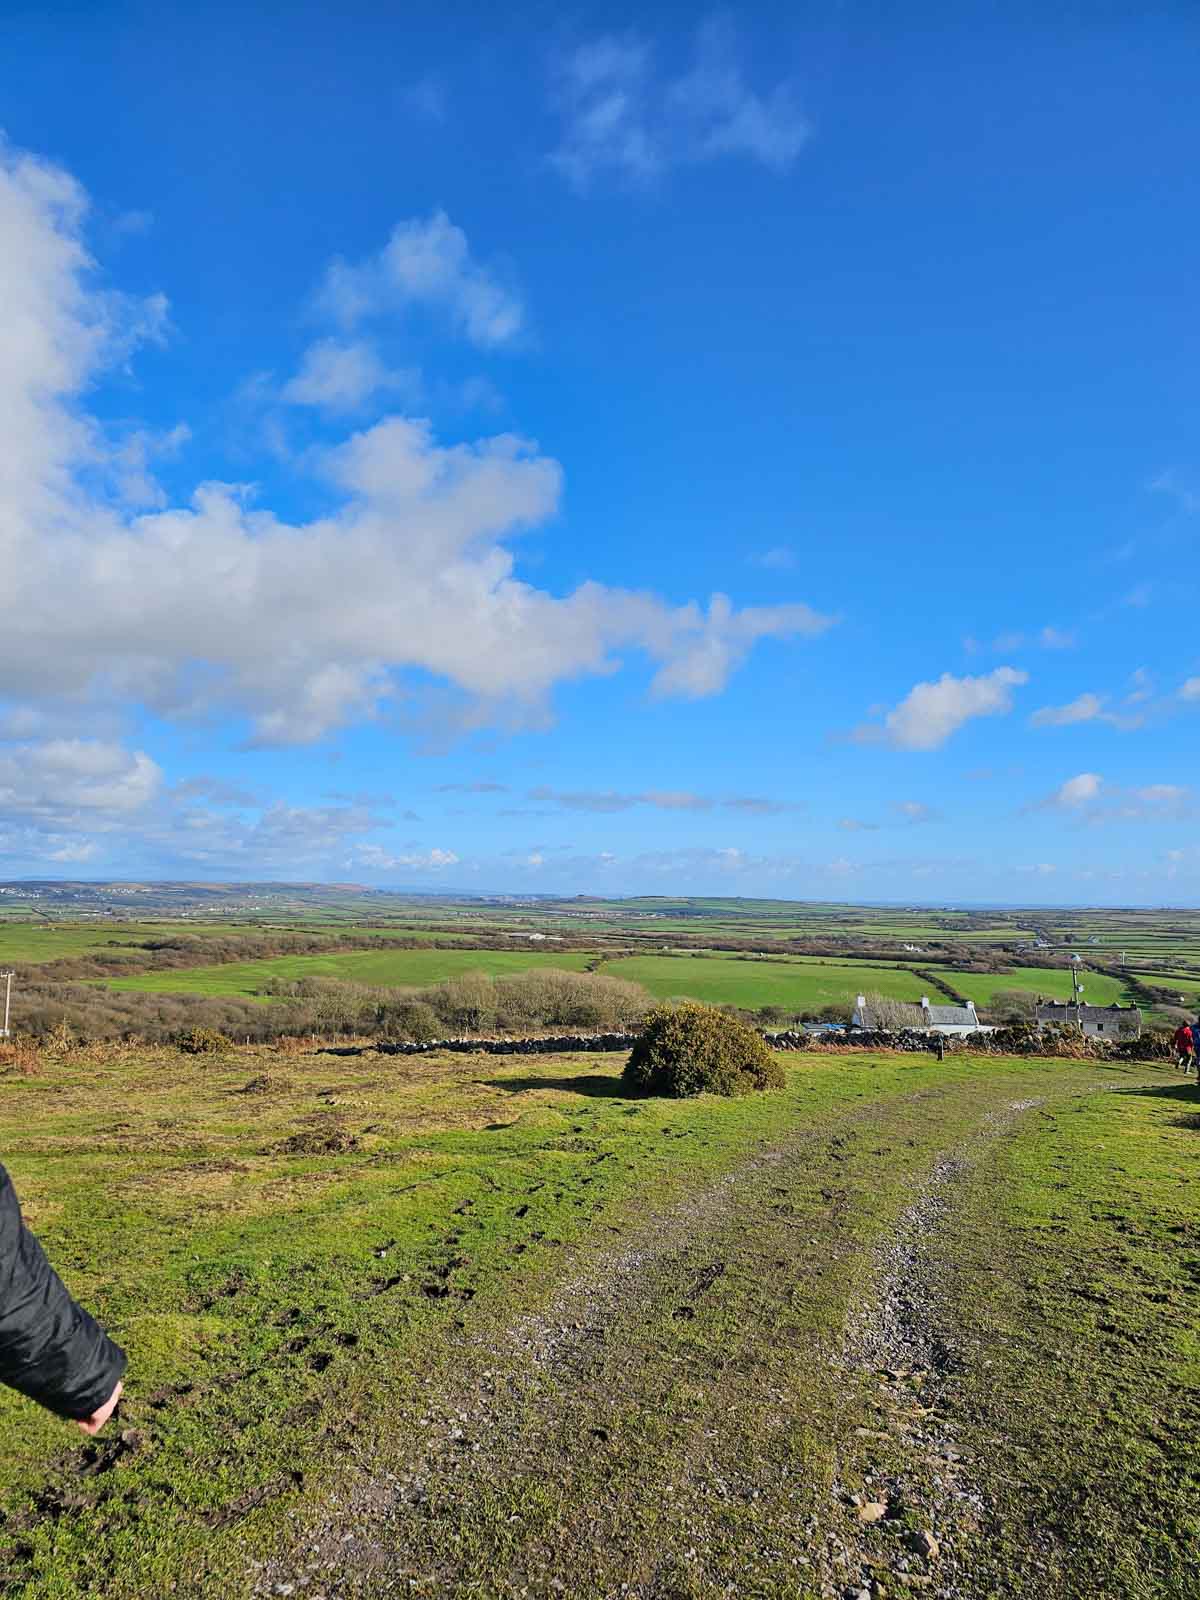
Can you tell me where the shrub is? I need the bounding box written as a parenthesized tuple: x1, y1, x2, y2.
(376, 997, 442, 1043)
(176, 1026, 233, 1055)
(623, 1002, 784, 1098)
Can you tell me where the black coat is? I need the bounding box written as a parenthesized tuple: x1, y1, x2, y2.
(0, 1163, 127, 1420)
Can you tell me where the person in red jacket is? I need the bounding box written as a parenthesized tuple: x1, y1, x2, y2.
(1173, 1022, 1195, 1075)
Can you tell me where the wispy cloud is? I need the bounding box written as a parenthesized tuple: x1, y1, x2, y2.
(1150, 469, 1200, 515)
(1033, 771, 1194, 824)
(750, 545, 797, 570)
(852, 667, 1028, 751)
(1029, 691, 1143, 731)
(400, 76, 447, 123)
(550, 19, 809, 190)
(963, 626, 1076, 655)
(894, 800, 942, 825)
(527, 786, 798, 815)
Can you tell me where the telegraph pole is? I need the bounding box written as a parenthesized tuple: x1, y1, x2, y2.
(0, 971, 13, 1038)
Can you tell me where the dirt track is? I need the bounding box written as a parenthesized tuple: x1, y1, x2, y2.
(252, 1079, 1066, 1600)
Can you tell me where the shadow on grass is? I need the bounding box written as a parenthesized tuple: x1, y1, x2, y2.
(481, 1073, 631, 1099)
(1111, 1082, 1200, 1102)
(1169, 1113, 1200, 1130)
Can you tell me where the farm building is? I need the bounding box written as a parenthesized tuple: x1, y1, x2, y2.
(851, 994, 990, 1035)
(1034, 1001, 1141, 1039)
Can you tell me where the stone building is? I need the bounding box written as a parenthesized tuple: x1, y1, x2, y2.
(1034, 1001, 1141, 1039)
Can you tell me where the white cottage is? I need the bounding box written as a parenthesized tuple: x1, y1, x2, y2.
(852, 994, 992, 1035)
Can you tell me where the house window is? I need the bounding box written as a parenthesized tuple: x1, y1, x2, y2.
(1096, 1023, 1104, 1032)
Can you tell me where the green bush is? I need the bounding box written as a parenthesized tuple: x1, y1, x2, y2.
(176, 1025, 233, 1055)
(623, 1002, 785, 1098)
(376, 997, 442, 1043)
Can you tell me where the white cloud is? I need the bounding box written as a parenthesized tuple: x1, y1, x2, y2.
(1035, 772, 1193, 824)
(1030, 692, 1107, 727)
(0, 142, 834, 747)
(317, 211, 523, 348)
(47, 839, 99, 863)
(1039, 626, 1076, 649)
(550, 19, 809, 189)
(281, 338, 418, 414)
(400, 77, 447, 123)
(1030, 690, 1144, 731)
(752, 545, 796, 570)
(353, 843, 459, 872)
(646, 594, 833, 700)
(968, 626, 1076, 655)
(855, 667, 1028, 751)
(1179, 677, 1200, 702)
(526, 786, 795, 815)
(0, 739, 162, 819)
(1052, 772, 1103, 808)
(894, 801, 940, 825)
(1150, 469, 1200, 515)
(1125, 667, 1153, 704)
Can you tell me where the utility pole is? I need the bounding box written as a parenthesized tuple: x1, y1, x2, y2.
(0, 971, 13, 1038)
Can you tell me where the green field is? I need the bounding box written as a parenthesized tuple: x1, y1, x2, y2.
(101, 946, 597, 998)
(950, 966, 1132, 1008)
(603, 953, 928, 1009)
(0, 1039, 1196, 1598)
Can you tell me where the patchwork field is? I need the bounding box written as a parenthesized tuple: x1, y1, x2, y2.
(1, 1038, 1197, 1598)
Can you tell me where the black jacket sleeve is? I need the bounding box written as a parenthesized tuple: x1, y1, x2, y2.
(0, 1163, 127, 1420)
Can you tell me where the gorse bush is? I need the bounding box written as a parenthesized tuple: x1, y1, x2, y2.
(176, 1026, 233, 1055)
(623, 1002, 785, 1098)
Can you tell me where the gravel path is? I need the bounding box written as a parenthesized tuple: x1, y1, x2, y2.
(835, 1099, 1044, 1600)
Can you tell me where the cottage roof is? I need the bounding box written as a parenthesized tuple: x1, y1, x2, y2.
(923, 1003, 978, 1026)
(1035, 1001, 1141, 1024)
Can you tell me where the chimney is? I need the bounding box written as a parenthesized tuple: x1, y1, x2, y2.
(855, 994, 866, 1012)
(920, 995, 930, 1011)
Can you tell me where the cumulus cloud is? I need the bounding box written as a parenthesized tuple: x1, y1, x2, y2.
(281, 338, 418, 414)
(854, 667, 1028, 751)
(317, 211, 523, 347)
(1051, 772, 1104, 808)
(550, 19, 809, 189)
(0, 141, 835, 750)
(1180, 677, 1200, 702)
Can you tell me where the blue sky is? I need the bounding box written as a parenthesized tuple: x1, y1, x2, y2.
(0, 2, 1197, 902)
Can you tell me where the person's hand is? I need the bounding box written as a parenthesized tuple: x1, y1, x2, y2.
(76, 1379, 122, 1435)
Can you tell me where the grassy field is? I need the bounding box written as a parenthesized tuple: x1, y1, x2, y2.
(950, 965, 1132, 1007)
(100, 946, 596, 998)
(1, 1039, 1197, 1597)
(602, 953, 929, 1009)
